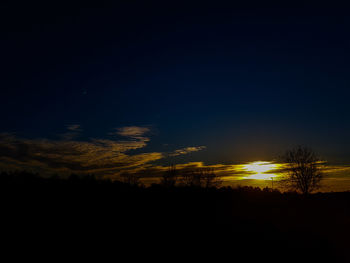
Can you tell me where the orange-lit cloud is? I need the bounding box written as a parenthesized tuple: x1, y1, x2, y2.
(110, 126, 151, 141)
(0, 127, 206, 179)
(169, 146, 206, 156)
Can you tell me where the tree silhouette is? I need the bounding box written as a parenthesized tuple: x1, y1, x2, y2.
(180, 168, 222, 188)
(280, 146, 323, 195)
(161, 164, 177, 187)
(120, 172, 140, 186)
(181, 169, 201, 187)
(201, 168, 222, 188)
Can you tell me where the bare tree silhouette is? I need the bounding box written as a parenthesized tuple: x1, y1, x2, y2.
(161, 164, 177, 187)
(201, 168, 222, 188)
(181, 169, 201, 187)
(120, 172, 140, 186)
(180, 168, 222, 188)
(280, 146, 323, 195)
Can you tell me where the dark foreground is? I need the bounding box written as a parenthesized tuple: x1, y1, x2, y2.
(1, 173, 349, 262)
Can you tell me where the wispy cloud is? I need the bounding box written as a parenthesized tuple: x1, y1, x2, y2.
(66, 124, 82, 132)
(0, 127, 204, 179)
(0, 127, 161, 177)
(60, 124, 83, 140)
(169, 146, 206, 156)
(110, 126, 150, 140)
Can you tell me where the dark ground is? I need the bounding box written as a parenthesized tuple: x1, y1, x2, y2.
(1, 172, 349, 262)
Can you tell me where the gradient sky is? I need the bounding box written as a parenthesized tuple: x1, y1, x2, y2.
(1, 2, 350, 190)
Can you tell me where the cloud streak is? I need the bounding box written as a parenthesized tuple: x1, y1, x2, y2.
(66, 124, 82, 132)
(0, 126, 206, 179)
(0, 134, 161, 177)
(169, 146, 206, 156)
(110, 126, 150, 141)
(60, 124, 83, 140)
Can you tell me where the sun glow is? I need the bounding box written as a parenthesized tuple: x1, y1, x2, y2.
(242, 161, 280, 180)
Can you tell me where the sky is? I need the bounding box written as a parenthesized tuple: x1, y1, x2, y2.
(1, 1, 350, 190)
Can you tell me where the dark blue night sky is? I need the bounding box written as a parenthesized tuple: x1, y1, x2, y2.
(1, 1, 350, 184)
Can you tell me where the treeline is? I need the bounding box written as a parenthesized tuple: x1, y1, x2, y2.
(0, 170, 321, 199)
(2, 171, 350, 200)
(0, 170, 278, 193)
(120, 166, 223, 188)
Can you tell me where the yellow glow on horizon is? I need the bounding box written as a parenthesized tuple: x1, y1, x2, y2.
(242, 161, 280, 180)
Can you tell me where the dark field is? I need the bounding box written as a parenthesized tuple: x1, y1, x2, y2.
(1, 173, 349, 262)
